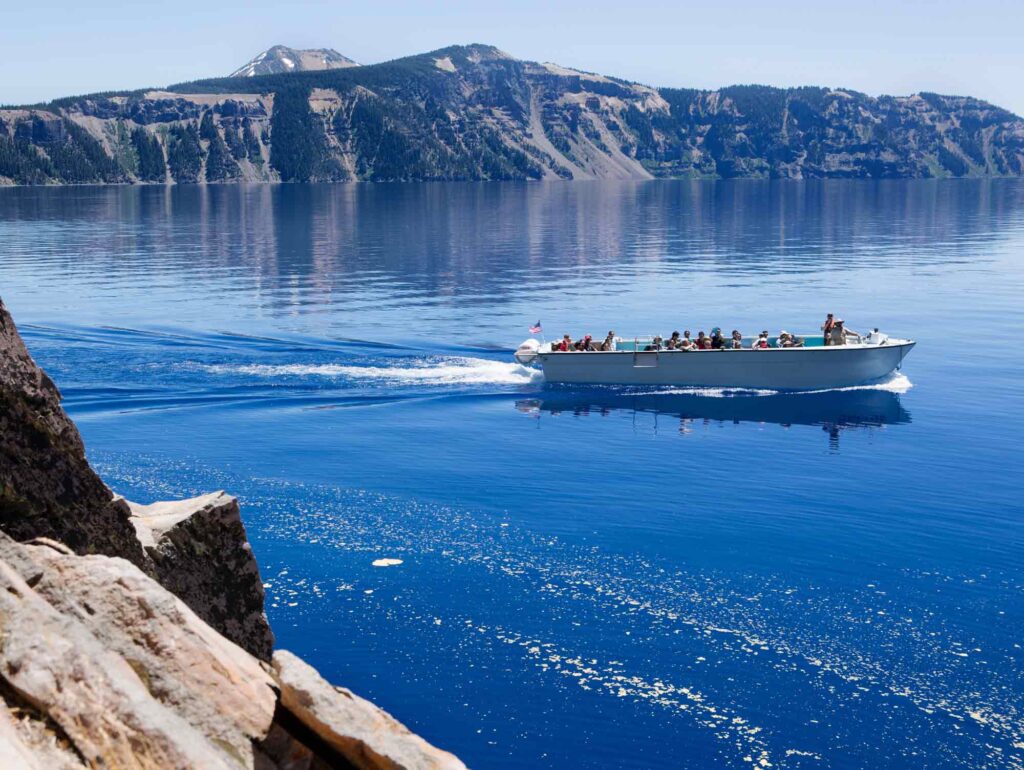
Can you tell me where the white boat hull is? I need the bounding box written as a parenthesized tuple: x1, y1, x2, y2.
(532, 342, 915, 390)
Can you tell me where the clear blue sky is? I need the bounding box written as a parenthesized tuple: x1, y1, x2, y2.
(3, 0, 1021, 115)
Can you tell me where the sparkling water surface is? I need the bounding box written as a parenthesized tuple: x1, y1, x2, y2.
(2, 181, 1022, 769)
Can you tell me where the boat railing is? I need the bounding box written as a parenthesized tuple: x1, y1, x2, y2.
(551, 334, 857, 353)
(615, 336, 830, 351)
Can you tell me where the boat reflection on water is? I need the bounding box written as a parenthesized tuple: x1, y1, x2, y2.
(515, 387, 911, 449)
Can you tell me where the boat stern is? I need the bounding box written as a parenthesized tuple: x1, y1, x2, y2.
(514, 338, 543, 365)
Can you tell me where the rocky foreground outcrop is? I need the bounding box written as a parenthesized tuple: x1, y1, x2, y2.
(0, 296, 466, 769)
(0, 303, 145, 567)
(129, 492, 275, 661)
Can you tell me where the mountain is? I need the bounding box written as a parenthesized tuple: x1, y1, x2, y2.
(1, 43, 1022, 185)
(229, 45, 359, 77)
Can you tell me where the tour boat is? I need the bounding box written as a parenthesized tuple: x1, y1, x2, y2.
(513, 331, 915, 390)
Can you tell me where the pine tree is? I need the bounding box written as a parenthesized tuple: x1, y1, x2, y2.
(199, 111, 240, 181)
(199, 110, 217, 141)
(0, 136, 53, 184)
(269, 86, 340, 181)
(223, 124, 247, 161)
(46, 121, 125, 183)
(166, 124, 202, 183)
(131, 127, 166, 182)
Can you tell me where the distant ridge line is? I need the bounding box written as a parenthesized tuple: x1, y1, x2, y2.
(0, 42, 1021, 185)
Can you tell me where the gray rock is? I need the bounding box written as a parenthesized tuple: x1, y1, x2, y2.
(230, 45, 359, 78)
(0, 298, 145, 567)
(0, 533, 466, 769)
(13, 115, 66, 145)
(0, 532, 261, 768)
(271, 650, 468, 770)
(129, 491, 275, 660)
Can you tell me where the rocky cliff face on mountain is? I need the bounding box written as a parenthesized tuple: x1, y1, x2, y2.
(1, 43, 1022, 185)
(0, 297, 465, 769)
(231, 45, 359, 78)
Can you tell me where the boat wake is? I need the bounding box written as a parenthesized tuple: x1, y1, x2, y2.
(200, 359, 912, 397)
(803, 371, 914, 395)
(202, 356, 544, 387)
(645, 386, 780, 398)
(644, 372, 913, 399)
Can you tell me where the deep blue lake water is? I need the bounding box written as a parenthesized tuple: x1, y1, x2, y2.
(2, 180, 1022, 769)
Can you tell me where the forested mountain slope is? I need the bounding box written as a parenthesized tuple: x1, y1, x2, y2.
(1, 43, 1021, 184)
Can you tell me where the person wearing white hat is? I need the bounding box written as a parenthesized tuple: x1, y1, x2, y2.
(830, 319, 861, 345)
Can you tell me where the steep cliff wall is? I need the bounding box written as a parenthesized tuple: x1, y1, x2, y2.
(0, 301, 145, 566)
(1, 44, 1021, 185)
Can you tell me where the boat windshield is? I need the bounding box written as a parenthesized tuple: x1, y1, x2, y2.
(611, 336, 829, 351)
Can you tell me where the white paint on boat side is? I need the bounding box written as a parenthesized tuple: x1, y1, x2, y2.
(534, 341, 915, 390)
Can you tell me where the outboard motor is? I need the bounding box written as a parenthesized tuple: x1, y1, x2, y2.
(865, 328, 889, 345)
(514, 338, 541, 365)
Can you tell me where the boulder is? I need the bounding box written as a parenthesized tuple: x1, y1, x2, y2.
(129, 491, 275, 660)
(0, 298, 146, 567)
(0, 532, 277, 768)
(0, 532, 466, 770)
(271, 650, 467, 770)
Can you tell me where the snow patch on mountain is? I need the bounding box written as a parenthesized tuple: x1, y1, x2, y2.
(230, 45, 358, 78)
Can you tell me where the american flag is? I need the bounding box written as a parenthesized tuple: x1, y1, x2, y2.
(529, 321, 543, 334)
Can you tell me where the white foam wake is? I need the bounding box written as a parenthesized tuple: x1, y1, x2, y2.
(202, 357, 544, 386)
(801, 372, 914, 395)
(646, 386, 780, 398)
(645, 372, 913, 398)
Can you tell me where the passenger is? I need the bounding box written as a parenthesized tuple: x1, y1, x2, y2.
(777, 331, 794, 348)
(752, 331, 771, 349)
(575, 334, 594, 351)
(679, 331, 696, 351)
(643, 335, 663, 352)
(600, 331, 616, 351)
(710, 327, 725, 349)
(557, 334, 571, 352)
(696, 331, 710, 350)
(791, 334, 805, 347)
(730, 330, 744, 349)
(666, 331, 681, 350)
(830, 320, 861, 346)
(822, 313, 836, 346)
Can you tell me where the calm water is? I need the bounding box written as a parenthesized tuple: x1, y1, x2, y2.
(2, 181, 1023, 769)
